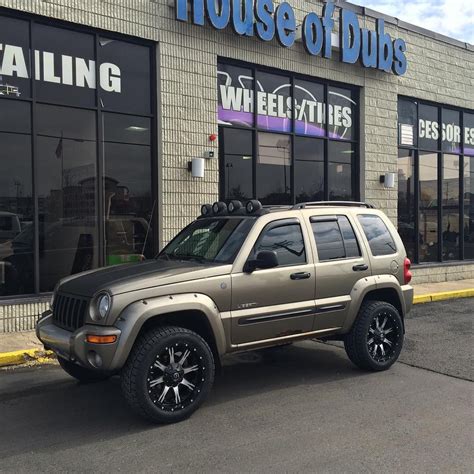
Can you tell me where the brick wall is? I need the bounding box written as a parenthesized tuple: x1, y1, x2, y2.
(1, 0, 473, 282)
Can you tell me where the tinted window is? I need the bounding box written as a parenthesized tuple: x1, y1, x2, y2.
(419, 104, 439, 151)
(312, 221, 345, 260)
(328, 87, 356, 141)
(338, 216, 361, 257)
(312, 216, 360, 261)
(294, 80, 325, 137)
(294, 137, 324, 203)
(398, 99, 417, 147)
(255, 223, 305, 266)
(358, 215, 397, 256)
(328, 141, 355, 200)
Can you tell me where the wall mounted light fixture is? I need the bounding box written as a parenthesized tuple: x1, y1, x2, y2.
(380, 172, 395, 188)
(188, 158, 205, 178)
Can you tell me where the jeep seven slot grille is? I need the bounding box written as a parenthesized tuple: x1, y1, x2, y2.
(52, 294, 88, 332)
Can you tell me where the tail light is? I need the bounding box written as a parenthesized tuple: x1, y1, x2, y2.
(403, 258, 412, 284)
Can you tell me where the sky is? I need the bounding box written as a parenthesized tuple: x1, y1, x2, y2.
(350, 0, 474, 44)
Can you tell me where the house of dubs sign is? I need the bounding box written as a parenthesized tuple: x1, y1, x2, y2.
(175, 0, 408, 75)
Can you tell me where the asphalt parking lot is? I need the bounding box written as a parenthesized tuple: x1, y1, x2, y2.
(0, 299, 472, 473)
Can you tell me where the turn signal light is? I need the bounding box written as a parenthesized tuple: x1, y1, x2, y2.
(86, 334, 117, 344)
(403, 258, 412, 284)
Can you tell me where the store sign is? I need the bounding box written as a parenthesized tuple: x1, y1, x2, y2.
(176, 0, 408, 75)
(0, 43, 121, 93)
(218, 66, 356, 139)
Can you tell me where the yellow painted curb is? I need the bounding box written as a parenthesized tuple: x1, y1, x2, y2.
(413, 288, 474, 305)
(0, 349, 53, 368)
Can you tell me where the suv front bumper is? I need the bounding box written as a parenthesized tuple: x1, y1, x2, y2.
(36, 310, 121, 372)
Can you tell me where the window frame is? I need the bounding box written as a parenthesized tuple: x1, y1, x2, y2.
(0, 8, 158, 300)
(397, 95, 474, 264)
(218, 58, 360, 205)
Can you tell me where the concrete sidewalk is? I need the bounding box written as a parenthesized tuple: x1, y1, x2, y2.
(1, 279, 473, 367)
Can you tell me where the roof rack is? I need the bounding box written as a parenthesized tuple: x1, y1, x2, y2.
(292, 201, 376, 209)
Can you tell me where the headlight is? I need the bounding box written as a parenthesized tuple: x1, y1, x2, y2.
(96, 293, 111, 320)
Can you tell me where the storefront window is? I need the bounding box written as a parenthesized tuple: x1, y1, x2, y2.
(218, 62, 359, 205)
(397, 149, 415, 262)
(0, 13, 156, 299)
(37, 105, 98, 292)
(0, 100, 34, 296)
(464, 156, 474, 259)
(328, 141, 355, 200)
(257, 133, 291, 204)
(418, 152, 438, 262)
(220, 128, 253, 201)
(398, 97, 473, 263)
(328, 87, 356, 141)
(256, 71, 291, 133)
(0, 16, 31, 99)
(294, 137, 324, 202)
(103, 113, 154, 265)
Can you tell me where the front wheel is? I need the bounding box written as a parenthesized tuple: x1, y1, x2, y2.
(344, 301, 404, 371)
(121, 326, 215, 424)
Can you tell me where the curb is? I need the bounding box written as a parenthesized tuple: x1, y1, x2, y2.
(0, 349, 54, 368)
(413, 288, 474, 305)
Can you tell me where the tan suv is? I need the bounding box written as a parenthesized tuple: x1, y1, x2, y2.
(37, 200, 413, 424)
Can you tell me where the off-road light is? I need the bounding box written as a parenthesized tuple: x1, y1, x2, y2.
(212, 201, 227, 214)
(96, 293, 111, 320)
(246, 200, 262, 213)
(201, 204, 212, 216)
(228, 200, 242, 213)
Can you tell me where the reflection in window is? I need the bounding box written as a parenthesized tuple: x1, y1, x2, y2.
(0, 100, 34, 295)
(312, 221, 345, 261)
(328, 141, 354, 200)
(358, 215, 397, 256)
(220, 128, 253, 201)
(464, 113, 474, 157)
(256, 224, 306, 266)
(36, 106, 98, 291)
(442, 155, 460, 260)
(294, 137, 324, 202)
(419, 104, 439, 151)
(257, 133, 291, 204)
(397, 149, 416, 261)
(419, 152, 439, 262)
(464, 156, 474, 259)
(442, 109, 461, 154)
(103, 114, 153, 265)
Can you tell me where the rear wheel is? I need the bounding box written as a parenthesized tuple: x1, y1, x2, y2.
(121, 326, 215, 424)
(344, 300, 404, 371)
(58, 357, 110, 383)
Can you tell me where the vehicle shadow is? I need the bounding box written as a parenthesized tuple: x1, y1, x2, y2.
(1, 341, 366, 458)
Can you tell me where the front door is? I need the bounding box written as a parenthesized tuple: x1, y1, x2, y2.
(231, 218, 316, 345)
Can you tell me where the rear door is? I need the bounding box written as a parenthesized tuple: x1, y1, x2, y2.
(307, 214, 371, 330)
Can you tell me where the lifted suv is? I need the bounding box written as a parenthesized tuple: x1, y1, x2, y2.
(37, 200, 413, 423)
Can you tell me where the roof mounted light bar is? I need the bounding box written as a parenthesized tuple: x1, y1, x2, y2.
(292, 201, 376, 209)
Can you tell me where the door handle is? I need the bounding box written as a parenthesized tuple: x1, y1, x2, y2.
(352, 263, 368, 272)
(290, 272, 311, 280)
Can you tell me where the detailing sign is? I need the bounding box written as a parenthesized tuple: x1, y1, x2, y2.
(176, 0, 408, 75)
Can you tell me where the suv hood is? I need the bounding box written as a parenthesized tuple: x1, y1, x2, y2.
(58, 259, 230, 297)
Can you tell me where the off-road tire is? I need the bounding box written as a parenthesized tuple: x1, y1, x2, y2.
(121, 326, 215, 424)
(58, 357, 110, 382)
(344, 300, 404, 371)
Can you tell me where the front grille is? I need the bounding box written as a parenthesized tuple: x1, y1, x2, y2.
(52, 293, 89, 332)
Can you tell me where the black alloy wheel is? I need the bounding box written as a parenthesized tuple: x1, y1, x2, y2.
(344, 300, 404, 371)
(121, 326, 215, 423)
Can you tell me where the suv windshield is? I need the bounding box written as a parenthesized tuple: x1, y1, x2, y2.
(158, 217, 255, 264)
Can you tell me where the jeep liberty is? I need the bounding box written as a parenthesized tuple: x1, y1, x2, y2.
(37, 200, 413, 423)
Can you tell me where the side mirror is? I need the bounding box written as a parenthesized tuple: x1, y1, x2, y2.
(244, 250, 279, 273)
